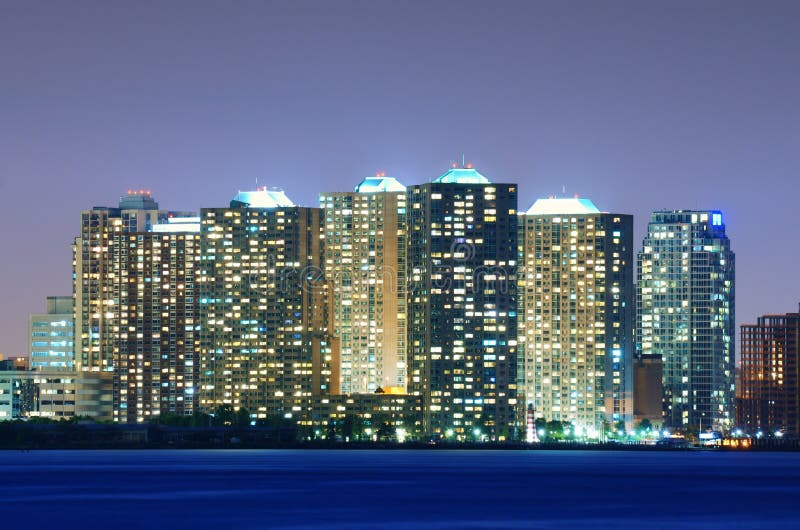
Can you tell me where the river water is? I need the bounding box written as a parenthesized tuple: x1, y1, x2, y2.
(1, 449, 797, 528)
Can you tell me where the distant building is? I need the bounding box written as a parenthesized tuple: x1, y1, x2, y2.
(0, 370, 112, 421)
(0, 357, 28, 371)
(198, 189, 336, 427)
(320, 175, 408, 394)
(407, 166, 518, 439)
(637, 210, 735, 430)
(518, 197, 634, 431)
(633, 354, 663, 428)
(29, 296, 74, 369)
(738, 307, 800, 435)
(0, 373, 23, 419)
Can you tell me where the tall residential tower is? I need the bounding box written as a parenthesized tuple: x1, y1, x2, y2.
(518, 198, 634, 432)
(320, 175, 408, 394)
(637, 210, 735, 430)
(407, 166, 518, 439)
(111, 217, 201, 423)
(198, 189, 336, 427)
(73, 190, 191, 373)
(73, 191, 196, 422)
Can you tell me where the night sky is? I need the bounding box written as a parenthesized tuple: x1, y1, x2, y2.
(1, 1, 798, 358)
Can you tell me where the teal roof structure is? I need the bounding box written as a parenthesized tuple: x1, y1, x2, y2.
(433, 167, 491, 184)
(232, 189, 295, 208)
(355, 176, 407, 193)
(525, 197, 602, 215)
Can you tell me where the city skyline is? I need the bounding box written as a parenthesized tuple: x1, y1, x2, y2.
(4, 180, 750, 435)
(3, 1, 800, 358)
(0, 167, 782, 359)
(3, 3, 800, 527)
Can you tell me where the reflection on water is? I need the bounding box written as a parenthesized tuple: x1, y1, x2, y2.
(1, 450, 798, 528)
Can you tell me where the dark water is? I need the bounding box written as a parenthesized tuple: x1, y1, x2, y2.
(1, 449, 798, 528)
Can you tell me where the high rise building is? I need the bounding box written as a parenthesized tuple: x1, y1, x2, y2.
(198, 189, 336, 427)
(407, 166, 518, 439)
(738, 307, 800, 435)
(111, 217, 201, 423)
(637, 210, 735, 430)
(73, 191, 197, 422)
(320, 174, 408, 394)
(29, 296, 74, 369)
(73, 190, 192, 373)
(518, 198, 634, 432)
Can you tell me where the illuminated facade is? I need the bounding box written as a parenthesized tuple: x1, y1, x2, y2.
(407, 166, 518, 439)
(73, 191, 198, 422)
(111, 221, 200, 423)
(738, 308, 800, 435)
(29, 296, 74, 369)
(518, 198, 634, 431)
(637, 210, 735, 430)
(73, 191, 191, 373)
(315, 391, 422, 439)
(320, 175, 407, 394)
(198, 189, 336, 426)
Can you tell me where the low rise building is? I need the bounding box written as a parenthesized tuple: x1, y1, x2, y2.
(314, 391, 422, 440)
(633, 354, 663, 428)
(0, 370, 112, 421)
(738, 307, 800, 435)
(29, 296, 74, 369)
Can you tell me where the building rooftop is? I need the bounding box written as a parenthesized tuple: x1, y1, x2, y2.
(433, 166, 491, 184)
(232, 188, 295, 208)
(45, 296, 72, 315)
(525, 197, 601, 215)
(355, 175, 407, 193)
(119, 190, 159, 210)
(649, 210, 725, 229)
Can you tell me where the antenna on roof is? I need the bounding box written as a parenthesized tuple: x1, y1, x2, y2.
(462, 153, 465, 167)
(562, 185, 566, 196)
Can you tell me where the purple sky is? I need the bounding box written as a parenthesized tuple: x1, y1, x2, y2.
(1, 1, 799, 358)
